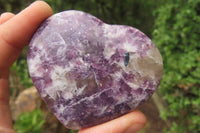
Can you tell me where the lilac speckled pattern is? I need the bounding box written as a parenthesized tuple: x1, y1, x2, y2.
(27, 10, 163, 129)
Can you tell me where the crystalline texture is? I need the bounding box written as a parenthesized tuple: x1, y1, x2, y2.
(27, 10, 163, 129)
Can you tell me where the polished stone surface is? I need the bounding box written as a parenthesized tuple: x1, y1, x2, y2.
(27, 10, 163, 129)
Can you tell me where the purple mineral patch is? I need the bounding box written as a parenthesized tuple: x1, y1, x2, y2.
(27, 10, 163, 129)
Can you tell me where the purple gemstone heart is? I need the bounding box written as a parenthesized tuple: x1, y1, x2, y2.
(27, 10, 163, 129)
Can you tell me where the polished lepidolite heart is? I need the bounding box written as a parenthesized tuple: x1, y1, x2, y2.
(27, 10, 163, 129)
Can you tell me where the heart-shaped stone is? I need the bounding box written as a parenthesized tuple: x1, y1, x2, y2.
(27, 10, 163, 129)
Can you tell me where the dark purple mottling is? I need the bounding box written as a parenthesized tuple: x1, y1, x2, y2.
(27, 10, 163, 129)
